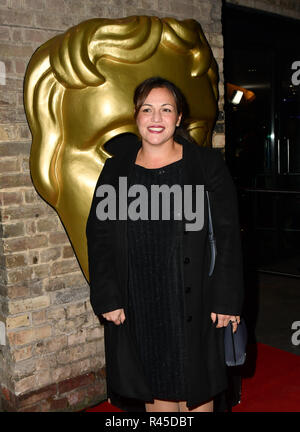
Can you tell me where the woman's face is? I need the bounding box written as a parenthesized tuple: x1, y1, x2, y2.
(135, 87, 182, 147)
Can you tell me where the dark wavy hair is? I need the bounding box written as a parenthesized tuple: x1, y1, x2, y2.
(133, 76, 193, 143)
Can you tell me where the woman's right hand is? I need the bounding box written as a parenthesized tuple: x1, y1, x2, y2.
(102, 308, 126, 325)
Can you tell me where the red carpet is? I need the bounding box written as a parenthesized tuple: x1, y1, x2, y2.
(85, 343, 300, 412)
(232, 343, 300, 412)
(86, 401, 124, 412)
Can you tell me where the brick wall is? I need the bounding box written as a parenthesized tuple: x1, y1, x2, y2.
(0, 0, 223, 412)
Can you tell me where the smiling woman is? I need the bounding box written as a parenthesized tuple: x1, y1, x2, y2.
(135, 86, 182, 156)
(86, 76, 244, 413)
(134, 77, 189, 159)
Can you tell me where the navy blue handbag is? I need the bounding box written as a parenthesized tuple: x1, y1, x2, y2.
(206, 190, 247, 367)
(224, 319, 248, 366)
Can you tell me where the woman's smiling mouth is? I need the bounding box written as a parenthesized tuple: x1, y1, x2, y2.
(147, 126, 165, 133)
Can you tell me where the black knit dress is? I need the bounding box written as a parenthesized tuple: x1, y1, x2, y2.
(127, 158, 188, 401)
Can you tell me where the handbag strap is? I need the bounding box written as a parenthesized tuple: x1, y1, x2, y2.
(206, 190, 215, 241)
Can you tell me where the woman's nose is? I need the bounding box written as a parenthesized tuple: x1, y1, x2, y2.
(151, 109, 162, 122)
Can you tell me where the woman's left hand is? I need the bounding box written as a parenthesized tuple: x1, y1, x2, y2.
(210, 313, 240, 333)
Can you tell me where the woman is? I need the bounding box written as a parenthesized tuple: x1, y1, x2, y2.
(86, 77, 244, 412)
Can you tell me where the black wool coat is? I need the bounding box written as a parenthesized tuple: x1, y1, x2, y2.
(86, 133, 244, 409)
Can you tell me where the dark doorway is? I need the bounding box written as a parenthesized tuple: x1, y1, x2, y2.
(223, 4, 300, 278)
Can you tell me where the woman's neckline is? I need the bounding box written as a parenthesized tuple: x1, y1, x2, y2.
(134, 158, 183, 170)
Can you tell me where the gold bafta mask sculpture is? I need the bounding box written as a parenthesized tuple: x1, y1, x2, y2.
(24, 16, 219, 280)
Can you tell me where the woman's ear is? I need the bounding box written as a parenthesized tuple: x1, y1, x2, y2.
(176, 113, 182, 127)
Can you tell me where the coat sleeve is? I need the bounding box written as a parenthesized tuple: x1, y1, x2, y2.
(85, 158, 123, 316)
(204, 149, 244, 316)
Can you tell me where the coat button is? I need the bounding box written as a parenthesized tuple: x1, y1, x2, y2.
(185, 286, 191, 293)
(184, 257, 190, 264)
(187, 315, 192, 322)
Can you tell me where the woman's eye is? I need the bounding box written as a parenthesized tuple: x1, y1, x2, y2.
(142, 108, 151, 113)
(162, 108, 172, 112)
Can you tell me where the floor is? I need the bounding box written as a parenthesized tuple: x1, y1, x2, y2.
(243, 270, 300, 356)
